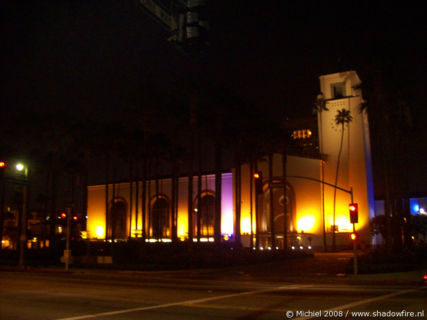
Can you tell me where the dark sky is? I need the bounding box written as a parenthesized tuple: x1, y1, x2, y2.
(1, 1, 426, 193)
(2, 1, 424, 118)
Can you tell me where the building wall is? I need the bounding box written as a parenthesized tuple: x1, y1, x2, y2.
(86, 70, 375, 249)
(87, 173, 233, 241)
(87, 184, 108, 239)
(237, 153, 323, 247)
(287, 156, 322, 240)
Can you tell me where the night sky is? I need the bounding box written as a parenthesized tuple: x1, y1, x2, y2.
(1, 1, 426, 194)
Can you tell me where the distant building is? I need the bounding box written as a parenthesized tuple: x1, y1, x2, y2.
(86, 71, 375, 250)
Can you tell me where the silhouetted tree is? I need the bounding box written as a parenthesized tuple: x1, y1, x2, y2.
(332, 108, 352, 250)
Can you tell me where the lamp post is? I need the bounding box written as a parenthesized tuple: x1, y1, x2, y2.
(16, 162, 29, 268)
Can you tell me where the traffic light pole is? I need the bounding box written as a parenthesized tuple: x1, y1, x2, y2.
(349, 188, 358, 275)
(353, 222, 358, 275)
(286, 175, 354, 197)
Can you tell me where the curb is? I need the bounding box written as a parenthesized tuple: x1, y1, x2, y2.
(0, 267, 72, 274)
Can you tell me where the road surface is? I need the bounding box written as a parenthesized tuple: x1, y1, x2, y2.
(0, 266, 425, 320)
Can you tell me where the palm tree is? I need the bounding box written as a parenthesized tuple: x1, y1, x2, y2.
(332, 108, 352, 250)
(313, 93, 329, 251)
(359, 70, 413, 251)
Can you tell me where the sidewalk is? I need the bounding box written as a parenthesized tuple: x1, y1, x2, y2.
(1, 251, 426, 286)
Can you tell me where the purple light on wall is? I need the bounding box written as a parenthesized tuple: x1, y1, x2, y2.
(221, 172, 234, 235)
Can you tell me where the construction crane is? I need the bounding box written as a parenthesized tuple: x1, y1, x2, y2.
(137, 0, 209, 49)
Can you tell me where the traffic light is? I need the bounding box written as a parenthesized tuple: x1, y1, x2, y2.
(253, 171, 263, 194)
(0, 161, 5, 178)
(349, 203, 358, 224)
(60, 212, 67, 219)
(350, 232, 358, 241)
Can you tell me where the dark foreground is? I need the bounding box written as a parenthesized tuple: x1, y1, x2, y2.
(1, 252, 426, 320)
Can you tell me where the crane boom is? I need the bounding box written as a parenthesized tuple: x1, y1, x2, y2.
(138, 0, 208, 47)
(139, 0, 177, 31)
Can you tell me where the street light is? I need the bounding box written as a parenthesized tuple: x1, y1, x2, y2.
(14, 161, 29, 268)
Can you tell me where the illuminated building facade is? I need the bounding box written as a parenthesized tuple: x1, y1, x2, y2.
(86, 71, 375, 249)
(87, 173, 233, 243)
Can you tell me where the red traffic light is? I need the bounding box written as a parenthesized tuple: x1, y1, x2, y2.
(253, 172, 261, 179)
(0, 161, 5, 168)
(73, 216, 78, 221)
(60, 213, 67, 219)
(350, 232, 358, 241)
(349, 203, 358, 224)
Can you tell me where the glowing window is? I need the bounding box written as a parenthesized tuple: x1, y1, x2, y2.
(291, 129, 312, 140)
(151, 198, 170, 238)
(194, 194, 215, 237)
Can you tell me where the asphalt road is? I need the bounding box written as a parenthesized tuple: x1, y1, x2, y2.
(1, 267, 426, 320)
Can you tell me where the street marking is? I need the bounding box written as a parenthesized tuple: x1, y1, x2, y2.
(182, 302, 286, 313)
(56, 284, 310, 320)
(294, 288, 422, 320)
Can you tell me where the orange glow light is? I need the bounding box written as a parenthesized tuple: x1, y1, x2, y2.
(297, 215, 316, 233)
(0, 161, 5, 168)
(350, 233, 357, 241)
(95, 226, 105, 239)
(253, 172, 260, 179)
(60, 213, 67, 219)
(73, 216, 78, 221)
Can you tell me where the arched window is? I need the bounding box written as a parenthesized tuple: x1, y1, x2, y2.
(110, 198, 127, 239)
(194, 193, 215, 237)
(151, 197, 170, 238)
(261, 183, 296, 234)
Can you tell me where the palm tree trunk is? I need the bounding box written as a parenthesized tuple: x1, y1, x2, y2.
(134, 158, 139, 238)
(282, 148, 288, 250)
(234, 154, 241, 246)
(171, 162, 178, 243)
(147, 160, 152, 238)
(188, 131, 194, 244)
(82, 153, 89, 238)
(333, 123, 345, 250)
(129, 158, 133, 239)
(249, 161, 254, 248)
(214, 140, 222, 244)
(155, 172, 160, 240)
(197, 137, 202, 242)
(268, 153, 275, 248)
(111, 155, 117, 240)
(319, 113, 327, 252)
(105, 153, 110, 240)
(141, 158, 147, 240)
